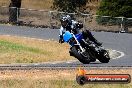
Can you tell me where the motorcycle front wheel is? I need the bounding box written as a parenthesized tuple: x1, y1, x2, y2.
(97, 50, 110, 63)
(70, 46, 90, 64)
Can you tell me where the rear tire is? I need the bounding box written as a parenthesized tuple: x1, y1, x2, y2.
(70, 46, 90, 64)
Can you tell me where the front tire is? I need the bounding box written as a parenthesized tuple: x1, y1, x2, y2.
(98, 50, 110, 63)
(70, 46, 90, 64)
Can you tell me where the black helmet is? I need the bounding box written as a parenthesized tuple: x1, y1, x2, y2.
(60, 15, 71, 28)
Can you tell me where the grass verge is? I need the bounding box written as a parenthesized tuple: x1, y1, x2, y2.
(0, 35, 120, 64)
(0, 35, 74, 64)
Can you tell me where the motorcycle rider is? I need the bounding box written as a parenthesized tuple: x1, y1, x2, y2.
(59, 15, 102, 46)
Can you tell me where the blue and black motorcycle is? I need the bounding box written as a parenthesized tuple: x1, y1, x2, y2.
(63, 31, 110, 64)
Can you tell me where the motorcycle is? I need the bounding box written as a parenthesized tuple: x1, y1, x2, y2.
(63, 31, 110, 64)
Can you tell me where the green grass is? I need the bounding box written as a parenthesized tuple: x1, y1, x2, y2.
(0, 35, 73, 64)
(0, 79, 131, 88)
(0, 40, 50, 54)
(0, 40, 55, 64)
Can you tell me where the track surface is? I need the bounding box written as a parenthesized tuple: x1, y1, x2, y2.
(0, 25, 132, 67)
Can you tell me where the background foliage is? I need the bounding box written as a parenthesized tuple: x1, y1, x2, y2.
(96, 0, 132, 25)
(52, 0, 89, 13)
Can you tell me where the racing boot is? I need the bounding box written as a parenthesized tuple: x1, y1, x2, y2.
(82, 30, 102, 46)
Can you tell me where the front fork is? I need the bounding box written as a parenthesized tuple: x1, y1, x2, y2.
(72, 34, 85, 53)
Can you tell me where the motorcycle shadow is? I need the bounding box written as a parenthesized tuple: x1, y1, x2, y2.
(89, 62, 102, 64)
(80, 60, 103, 64)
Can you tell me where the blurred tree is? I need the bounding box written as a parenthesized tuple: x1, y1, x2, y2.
(96, 0, 132, 17)
(96, 0, 132, 25)
(52, 0, 89, 13)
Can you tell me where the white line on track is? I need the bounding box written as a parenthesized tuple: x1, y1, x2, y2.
(112, 50, 125, 59)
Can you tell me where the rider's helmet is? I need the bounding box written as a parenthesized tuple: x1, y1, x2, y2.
(60, 15, 71, 28)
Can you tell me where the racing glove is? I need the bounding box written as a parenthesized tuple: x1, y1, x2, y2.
(59, 35, 64, 43)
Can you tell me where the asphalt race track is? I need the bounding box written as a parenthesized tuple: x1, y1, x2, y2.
(0, 24, 132, 67)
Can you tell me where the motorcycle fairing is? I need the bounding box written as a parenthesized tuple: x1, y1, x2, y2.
(63, 31, 73, 42)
